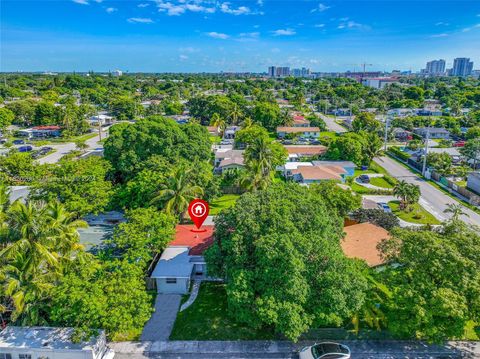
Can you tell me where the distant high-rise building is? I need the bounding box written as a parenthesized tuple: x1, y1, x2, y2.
(275, 67, 290, 77)
(112, 69, 123, 77)
(268, 66, 276, 77)
(451, 58, 473, 77)
(425, 59, 445, 75)
(292, 67, 311, 77)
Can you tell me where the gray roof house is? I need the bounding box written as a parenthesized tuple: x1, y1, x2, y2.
(413, 127, 450, 139)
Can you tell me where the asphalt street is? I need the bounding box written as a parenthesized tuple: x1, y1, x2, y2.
(315, 112, 347, 133)
(374, 156, 480, 226)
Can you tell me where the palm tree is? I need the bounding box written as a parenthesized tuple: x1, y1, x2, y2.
(444, 203, 468, 222)
(210, 113, 226, 137)
(228, 104, 242, 125)
(393, 180, 420, 211)
(239, 160, 271, 191)
(244, 136, 275, 178)
(75, 140, 88, 153)
(241, 117, 254, 129)
(151, 168, 203, 217)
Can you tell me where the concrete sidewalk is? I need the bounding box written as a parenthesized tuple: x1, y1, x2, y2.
(111, 340, 480, 358)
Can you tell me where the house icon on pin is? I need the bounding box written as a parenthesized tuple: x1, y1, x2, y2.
(194, 204, 204, 215)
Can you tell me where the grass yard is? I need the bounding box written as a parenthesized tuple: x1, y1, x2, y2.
(388, 201, 441, 225)
(209, 194, 239, 215)
(210, 135, 221, 144)
(170, 282, 274, 340)
(319, 131, 337, 139)
(369, 177, 394, 189)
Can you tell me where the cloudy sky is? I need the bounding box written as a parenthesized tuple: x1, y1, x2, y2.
(1, 0, 480, 72)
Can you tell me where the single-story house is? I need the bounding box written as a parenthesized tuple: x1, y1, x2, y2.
(224, 126, 241, 139)
(277, 161, 313, 177)
(392, 127, 412, 141)
(206, 126, 220, 136)
(283, 145, 327, 161)
(0, 326, 114, 359)
(88, 114, 114, 127)
(292, 165, 347, 184)
(387, 108, 414, 117)
(292, 115, 310, 127)
(276, 127, 320, 139)
(150, 225, 214, 294)
(413, 127, 450, 139)
(341, 222, 390, 267)
(312, 160, 356, 177)
(18, 126, 61, 139)
(214, 149, 244, 168)
(218, 157, 245, 172)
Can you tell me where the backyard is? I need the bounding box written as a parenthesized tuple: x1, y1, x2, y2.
(209, 194, 240, 215)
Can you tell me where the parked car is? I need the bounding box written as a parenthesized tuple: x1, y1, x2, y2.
(310, 140, 321, 145)
(378, 202, 392, 213)
(13, 139, 25, 145)
(358, 174, 370, 183)
(299, 342, 351, 359)
(18, 145, 33, 152)
(453, 141, 466, 147)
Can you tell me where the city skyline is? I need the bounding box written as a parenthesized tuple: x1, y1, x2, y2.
(1, 0, 480, 72)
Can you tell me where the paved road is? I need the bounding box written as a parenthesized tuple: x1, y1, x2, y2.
(111, 340, 479, 359)
(315, 112, 347, 133)
(374, 156, 480, 226)
(37, 128, 108, 164)
(141, 295, 181, 341)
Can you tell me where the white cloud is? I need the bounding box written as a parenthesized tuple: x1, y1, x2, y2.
(272, 28, 296, 36)
(311, 3, 330, 13)
(106, 7, 117, 13)
(435, 21, 449, 26)
(155, 1, 215, 16)
(338, 20, 370, 30)
(127, 17, 154, 23)
(179, 54, 189, 61)
(220, 2, 251, 15)
(138, 3, 149, 8)
(257, 0, 263, 5)
(462, 23, 480, 32)
(430, 33, 449, 38)
(206, 31, 229, 39)
(72, 0, 89, 5)
(314, 23, 325, 28)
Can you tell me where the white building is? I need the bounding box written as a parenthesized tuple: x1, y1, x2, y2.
(362, 77, 399, 89)
(88, 114, 114, 127)
(112, 69, 123, 77)
(0, 327, 114, 359)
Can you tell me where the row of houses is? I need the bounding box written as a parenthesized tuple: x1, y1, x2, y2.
(278, 160, 356, 184)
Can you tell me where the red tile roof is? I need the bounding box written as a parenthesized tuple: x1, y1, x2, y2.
(169, 225, 215, 255)
(341, 222, 390, 267)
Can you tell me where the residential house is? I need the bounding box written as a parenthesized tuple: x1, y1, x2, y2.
(387, 108, 414, 117)
(292, 115, 310, 127)
(150, 225, 214, 294)
(392, 127, 412, 141)
(88, 114, 114, 127)
(413, 127, 450, 139)
(311, 160, 356, 177)
(283, 145, 327, 161)
(276, 127, 320, 139)
(18, 126, 61, 139)
(206, 126, 220, 136)
(214, 149, 244, 173)
(0, 326, 114, 359)
(277, 161, 313, 178)
(223, 126, 241, 139)
(292, 165, 347, 184)
(341, 222, 390, 267)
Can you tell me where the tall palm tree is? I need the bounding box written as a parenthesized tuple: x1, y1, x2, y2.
(151, 168, 203, 217)
(239, 160, 271, 192)
(210, 113, 226, 137)
(228, 104, 242, 125)
(444, 203, 468, 222)
(244, 136, 275, 178)
(241, 117, 254, 129)
(393, 180, 411, 210)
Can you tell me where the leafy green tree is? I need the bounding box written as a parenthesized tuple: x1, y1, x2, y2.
(0, 107, 14, 130)
(251, 101, 283, 131)
(460, 138, 480, 169)
(350, 209, 400, 230)
(325, 133, 366, 165)
(466, 126, 480, 140)
(362, 132, 383, 165)
(30, 157, 112, 217)
(352, 112, 381, 133)
(210, 113, 226, 137)
(206, 183, 368, 340)
(426, 152, 453, 177)
(443, 203, 468, 222)
(310, 181, 361, 217)
(379, 223, 480, 342)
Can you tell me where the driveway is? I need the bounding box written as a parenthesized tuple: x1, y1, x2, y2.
(141, 294, 182, 341)
(374, 156, 480, 226)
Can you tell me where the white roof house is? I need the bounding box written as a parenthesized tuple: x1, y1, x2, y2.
(0, 327, 114, 359)
(151, 247, 193, 279)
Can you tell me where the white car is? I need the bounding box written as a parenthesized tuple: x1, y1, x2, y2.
(299, 342, 351, 359)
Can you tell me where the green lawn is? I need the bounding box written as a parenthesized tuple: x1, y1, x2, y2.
(209, 194, 239, 215)
(170, 282, 274, 340)
(369, 177, 394, 189)
(210, 135, 221, 144)
(350, 182, 392, 195)
(388, 201, 441, 225)
(319, 131, 337, 139)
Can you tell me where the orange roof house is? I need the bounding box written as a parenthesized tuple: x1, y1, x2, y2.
(169, 224, 215, 255)
(341, 222, 390, 267)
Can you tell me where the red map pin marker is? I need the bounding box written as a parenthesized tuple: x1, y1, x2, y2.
(188, 199, 209, 231)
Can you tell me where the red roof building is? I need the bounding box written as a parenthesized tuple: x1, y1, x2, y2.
(169, 224, 215, 255)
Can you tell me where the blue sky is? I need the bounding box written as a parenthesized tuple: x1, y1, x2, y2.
(1, 0, 480, 72)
